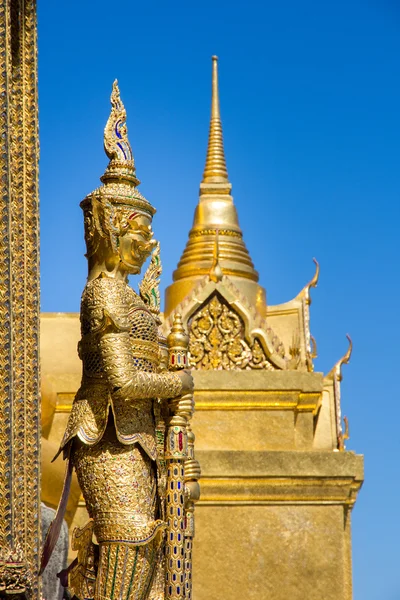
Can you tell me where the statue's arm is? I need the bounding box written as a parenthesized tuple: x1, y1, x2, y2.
(99, 331, 182, 400)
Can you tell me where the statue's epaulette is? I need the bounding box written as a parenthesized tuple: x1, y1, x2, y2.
(81, 275, 132, 335)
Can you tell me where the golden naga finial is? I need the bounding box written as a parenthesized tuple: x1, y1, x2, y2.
(209, 229, 223, 282)
(297, 258, 319, 372)
(335, 334, 353, 381)
(327, 334, 353, 381)
(299, 257, 319, 304)
(328, 335, 353, 451)
(202, 56, 229, 184)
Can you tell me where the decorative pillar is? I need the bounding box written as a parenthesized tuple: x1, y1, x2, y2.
(165, 315, 191, 599)
(0, 1, 40, 598)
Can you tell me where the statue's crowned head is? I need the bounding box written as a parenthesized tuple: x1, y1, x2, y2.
(81, 80, 156, 274)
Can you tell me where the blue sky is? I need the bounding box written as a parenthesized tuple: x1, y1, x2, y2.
(38, 1, 400, 598)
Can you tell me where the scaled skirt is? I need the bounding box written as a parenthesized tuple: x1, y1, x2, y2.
(73, 418, 165, 600)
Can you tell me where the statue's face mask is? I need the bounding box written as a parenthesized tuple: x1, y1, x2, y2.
(117, 212, 156, 274)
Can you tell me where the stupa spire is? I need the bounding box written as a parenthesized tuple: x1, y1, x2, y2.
(165, 56, 266, 318)
(202, 56, 229, 184)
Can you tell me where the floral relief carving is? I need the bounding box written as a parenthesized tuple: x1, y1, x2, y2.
(188, 294, 275, 370)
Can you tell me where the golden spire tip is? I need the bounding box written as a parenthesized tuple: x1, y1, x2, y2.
(202, 55, 229, 184)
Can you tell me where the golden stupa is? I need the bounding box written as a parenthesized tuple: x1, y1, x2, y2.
(40, 56, 363, 600)
(165, 56, 264, 318)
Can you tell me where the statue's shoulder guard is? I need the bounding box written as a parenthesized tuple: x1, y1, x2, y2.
(81, 275, 131, 336)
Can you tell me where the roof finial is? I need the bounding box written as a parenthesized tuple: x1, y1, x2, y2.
(202, 56, 229, 183)
(334, 334, 353, 381)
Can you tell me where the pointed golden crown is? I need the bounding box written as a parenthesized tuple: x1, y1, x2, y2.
(81, 80, 155, 218)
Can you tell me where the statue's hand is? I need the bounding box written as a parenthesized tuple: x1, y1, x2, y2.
(176, 369, 194, 395)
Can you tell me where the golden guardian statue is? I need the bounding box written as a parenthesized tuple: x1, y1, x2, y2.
(41, 81, 198, 600)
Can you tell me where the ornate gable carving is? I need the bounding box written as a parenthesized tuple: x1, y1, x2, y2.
(188, 293, 276, 371)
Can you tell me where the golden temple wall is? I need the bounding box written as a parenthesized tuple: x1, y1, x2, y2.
(191, 371, 362, 600)
(40, 313, 363, 600)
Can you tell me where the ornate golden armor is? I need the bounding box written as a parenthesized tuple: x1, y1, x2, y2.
(68, 276, 181, 547)
(61, 277, 180, 458)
